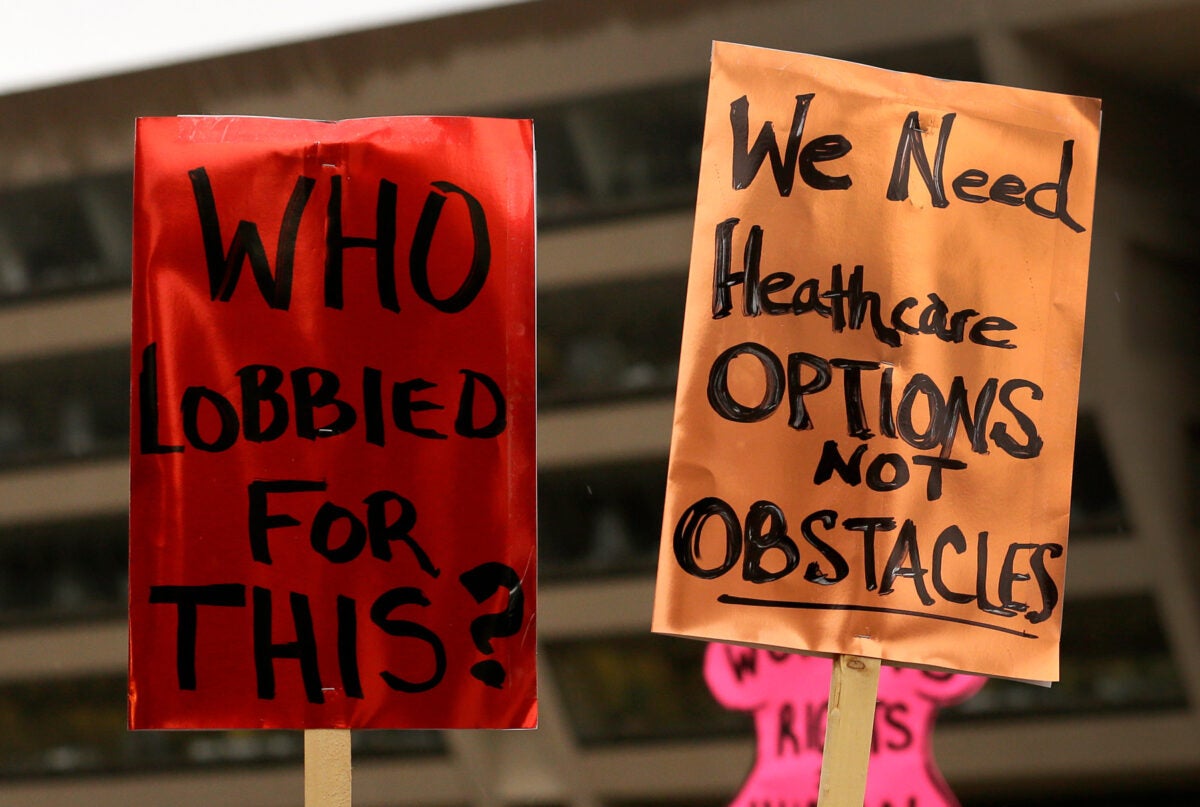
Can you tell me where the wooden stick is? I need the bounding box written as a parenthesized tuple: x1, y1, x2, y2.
(305, 729, 352, 807)
(817, 654, 881, 807)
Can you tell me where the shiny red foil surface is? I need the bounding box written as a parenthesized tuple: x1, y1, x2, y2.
(130, 116, 536, 729)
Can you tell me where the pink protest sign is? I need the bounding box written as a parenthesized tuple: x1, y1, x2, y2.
(706, 643, 985, 807)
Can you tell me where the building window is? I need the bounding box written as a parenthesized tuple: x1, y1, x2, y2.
(945, 593, 1186, 721)
(525, 81, 706, 228)
(545, 634, 751, 746)
(0, 347, 128, 468)
(1069, 413, 1130, 536)
(0, 674, 443, 779)
(539, 459, 666, 580)
(545, 594, 1184, 752)
(0, 172, 132, 304)
(0, 515, 127, 626)
(538, 274, 684, 408)
(528, 41, 983, 230)
(535, 422, 1126, 583)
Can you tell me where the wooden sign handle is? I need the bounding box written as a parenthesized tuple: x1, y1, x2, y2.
(817, 654, 881, 807)
(305, 729, 352, 807)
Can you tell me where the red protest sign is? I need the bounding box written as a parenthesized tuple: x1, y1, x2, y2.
(129, 116, 536, 730)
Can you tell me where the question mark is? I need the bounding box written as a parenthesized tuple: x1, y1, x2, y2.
(459, 562, 524, 688)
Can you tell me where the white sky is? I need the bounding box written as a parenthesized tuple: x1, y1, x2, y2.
(0, 0, 526, 95)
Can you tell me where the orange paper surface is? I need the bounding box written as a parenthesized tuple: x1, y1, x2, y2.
(652, 43, 1101, 684)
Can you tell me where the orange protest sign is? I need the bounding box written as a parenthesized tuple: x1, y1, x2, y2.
(652, 42, 1101, 684)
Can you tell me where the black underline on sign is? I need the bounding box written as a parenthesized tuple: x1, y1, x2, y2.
(716, 594, 1039, 639)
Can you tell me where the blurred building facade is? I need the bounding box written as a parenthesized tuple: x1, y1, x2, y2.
(0, 0, 1198, 804)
